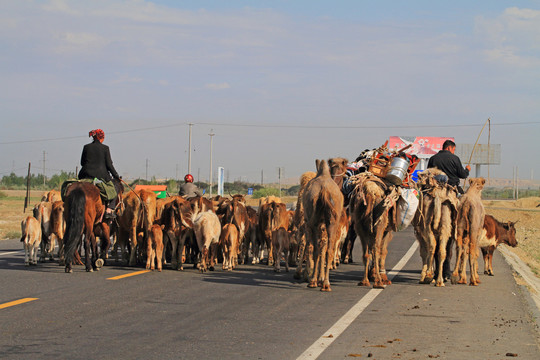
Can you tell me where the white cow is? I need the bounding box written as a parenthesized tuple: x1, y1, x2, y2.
(192, 211, 221, 272)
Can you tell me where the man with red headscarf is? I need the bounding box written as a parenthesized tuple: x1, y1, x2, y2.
(79, 129, 121, 219)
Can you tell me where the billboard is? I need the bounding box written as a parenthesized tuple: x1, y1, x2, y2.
(388, 136, 453, 159)
(217, 167, 225, 196)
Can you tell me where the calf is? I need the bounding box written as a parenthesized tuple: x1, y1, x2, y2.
(272, 227, 290, 273)
(21, 216, 41, 266)
(145, 224, 164, 272)
(33, 201, 55, 262)
(220, 223, 239, 271)
(479, 214, 518, 276)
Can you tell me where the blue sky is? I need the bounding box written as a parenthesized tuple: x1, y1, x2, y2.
(1, 0, 539, 184)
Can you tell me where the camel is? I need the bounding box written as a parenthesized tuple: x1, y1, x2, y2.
(452, 177, 486, 286)
(348, 173, 400, 288)
(302, 159, 344, 291)
(413, 169, 459, 286)
(292, 171, 316, 281)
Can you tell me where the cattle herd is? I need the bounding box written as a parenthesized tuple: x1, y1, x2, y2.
(20, 157, 518, 292)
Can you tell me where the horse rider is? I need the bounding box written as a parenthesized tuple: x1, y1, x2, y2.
(78, 129, 121, 220)
(179, 174, 203, 199)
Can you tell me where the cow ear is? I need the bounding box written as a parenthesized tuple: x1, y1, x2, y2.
(480, 178, 486, 185)
(315, 159, 321, 171)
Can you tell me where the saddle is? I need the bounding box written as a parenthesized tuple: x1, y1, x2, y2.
(61, 178, 118, 204)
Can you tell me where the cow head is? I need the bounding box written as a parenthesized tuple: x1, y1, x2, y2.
(503, 221, 518, 247)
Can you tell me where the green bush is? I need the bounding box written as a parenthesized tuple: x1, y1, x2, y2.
(252, 187, 280, 199)
(0, 190, 6, 198)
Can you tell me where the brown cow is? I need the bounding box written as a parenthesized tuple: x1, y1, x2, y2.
(480, 214, 518, 276)
(258, 198, 289, 266)
(41, 189, 62, 203)
(349, 173, 400, 288)
(217, 197, 249, 264)
(159, 196, 193, 270)
(272, 227, 290, 273)
(33, 201, 54, 262)
(116, 189, 157, 266)
(21, 216, 41, 266)
(145, 224, 164, 271)
(302, 159, 344, 291)
(219, 223, 239, 271)
(245, 205, 260, 264)
(452, 177, 486, 286)
(50, 201, 66, 263)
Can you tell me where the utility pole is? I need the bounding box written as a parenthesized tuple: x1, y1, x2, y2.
(43, 151, 46, 187)
(278, 167, 282, 198)
(146, 158, 149, 182)
(176, 164, 179, 181)
(261, 169, 264, 185)
(188, 123, 193, 175)
(209, 129, 215, 197)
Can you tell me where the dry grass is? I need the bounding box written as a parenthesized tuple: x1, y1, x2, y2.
(0, 190, 44, 240)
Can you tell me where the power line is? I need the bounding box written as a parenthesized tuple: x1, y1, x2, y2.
(1, 120, 539, 145)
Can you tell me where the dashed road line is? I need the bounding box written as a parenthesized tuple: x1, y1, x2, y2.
(296, 241, 419, 360)
(0, 297, 39, 310)
(0, 250, 24, 256)
(107, 270, 151, 280)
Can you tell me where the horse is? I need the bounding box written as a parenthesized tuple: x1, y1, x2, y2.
(63, 179, 123, 273)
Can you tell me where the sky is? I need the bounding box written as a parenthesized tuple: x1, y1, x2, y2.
(1, 0, 539, 184)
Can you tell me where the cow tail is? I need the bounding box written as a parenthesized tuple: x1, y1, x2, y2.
(63, 187, 86, 265)
(20, 219, 27, 242)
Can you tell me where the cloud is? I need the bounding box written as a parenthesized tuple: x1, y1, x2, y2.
(475, 7, 540, 67)
(205, 83, 231, 90)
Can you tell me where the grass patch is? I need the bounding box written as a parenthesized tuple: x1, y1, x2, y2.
(0, 190, 42, 240)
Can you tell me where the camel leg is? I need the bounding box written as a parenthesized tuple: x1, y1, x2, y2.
(358, 235, 371, 287)
(379, 232, 393, 285)
(451, 234, 465, 284)
(294, 232, 306, 279)
(435, 237, 448, 287)
(458, 237, 470, 284)
(469, 233, 481, 286)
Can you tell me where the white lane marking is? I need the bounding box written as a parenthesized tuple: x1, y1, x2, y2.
(296, 241, 419, 360)
(0, 250, 24, 256)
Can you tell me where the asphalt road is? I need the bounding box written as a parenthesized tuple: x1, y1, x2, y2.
(1, 229, 539, 360)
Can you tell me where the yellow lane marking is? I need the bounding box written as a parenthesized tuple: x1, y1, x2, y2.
(107, 270, 151, 280)
(0, 297, 38, 310)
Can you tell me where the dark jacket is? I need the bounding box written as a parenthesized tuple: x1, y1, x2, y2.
(179, 182, 203, 199)
(427, 150, 469, 186)
(78, 140, 120, 182)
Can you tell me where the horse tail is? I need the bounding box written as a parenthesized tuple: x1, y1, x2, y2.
(64, 187, 86, 265)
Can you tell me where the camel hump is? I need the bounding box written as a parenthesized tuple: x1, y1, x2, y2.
(315, 159, 330, 177)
